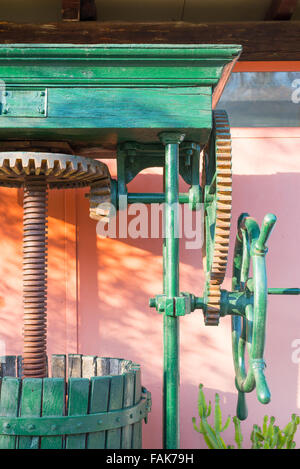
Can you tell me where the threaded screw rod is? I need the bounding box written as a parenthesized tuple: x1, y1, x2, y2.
(22, 177, 48, 378)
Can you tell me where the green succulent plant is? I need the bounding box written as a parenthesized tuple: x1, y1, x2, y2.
(193, 384, 300, 449)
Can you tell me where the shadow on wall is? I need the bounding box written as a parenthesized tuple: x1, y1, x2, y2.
(0, 187, 75, 356)
(75, 170, 300, 448)
(0, 169, 299, 448)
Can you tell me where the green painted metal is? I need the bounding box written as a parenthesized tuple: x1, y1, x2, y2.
(127, 193, 190, 204)
(268, 288, 300, 295)
(159, 131, 185, 449)
(231, 214, 277, 419)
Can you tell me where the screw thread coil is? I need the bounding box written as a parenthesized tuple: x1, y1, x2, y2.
(22, 177, 48, 378)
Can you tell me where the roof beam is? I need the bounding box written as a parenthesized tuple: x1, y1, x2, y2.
(0, 21, 299, 61)
(265, 0, 298, 20)
(62, 0, 97, 21)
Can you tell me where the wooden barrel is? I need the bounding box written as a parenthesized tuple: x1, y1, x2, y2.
(0, 354, 151, 449)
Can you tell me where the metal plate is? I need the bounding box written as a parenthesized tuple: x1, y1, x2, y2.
(0, 88, 47, 118)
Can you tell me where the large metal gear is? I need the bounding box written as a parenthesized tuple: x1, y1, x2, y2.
(0, 151, 110, 377)
(202, 110, 232, 326)
(0, 152, 110, 189)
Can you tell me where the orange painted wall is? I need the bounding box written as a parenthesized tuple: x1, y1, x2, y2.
(0, 126, 299, 448)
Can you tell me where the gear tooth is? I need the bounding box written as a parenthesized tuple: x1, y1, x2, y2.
(0, 152, 110, 189)
(203, 110, 232, 326)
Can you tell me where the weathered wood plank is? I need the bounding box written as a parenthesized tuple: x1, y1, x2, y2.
(106, 375, 124, 449)
(96, 357, 110, 376)
(86, 376, 111, 449)
(65, 378, 90, 449)
(82, 355, 96, 378)
(0, 356, 16, 377)
(40, 378, 65, 449)
(0, 21, 299, 60)
(68, 354, 82, 378)
(109, 358, 120, 376)
(132, 366, 142, 448)
(51, 354, 66, 379)
(121, 372, 135, 448)
(120, 359, 132, 374)
(0, 377, 21, 448)
(265, 0, 298, 20)
(17, 356, 23, 378)
(48, 87, 211, 124)
(18, 379, 43, 449)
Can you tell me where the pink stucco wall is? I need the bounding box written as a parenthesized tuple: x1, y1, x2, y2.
(0, 127, 299, 449)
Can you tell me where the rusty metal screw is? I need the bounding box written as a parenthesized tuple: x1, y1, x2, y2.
(22, 176, 48, 378)
(0, 152, 111, 378)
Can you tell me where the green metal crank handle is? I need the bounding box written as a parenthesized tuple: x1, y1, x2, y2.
(254, 213, 277, 254)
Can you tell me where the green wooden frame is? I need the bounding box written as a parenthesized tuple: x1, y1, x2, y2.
(0, 44, 241, 146)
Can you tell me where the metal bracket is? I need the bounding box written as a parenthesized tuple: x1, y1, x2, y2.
(117, 140, 202, 187)
(149, 292, 196, 317)
(112, 141, 203, 214)
(0, 391, 151, 437)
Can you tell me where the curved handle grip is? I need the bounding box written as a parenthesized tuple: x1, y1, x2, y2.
(236, 389, 248, 421)
(252, 359, 271, 405)
(255, 213, 277, 253)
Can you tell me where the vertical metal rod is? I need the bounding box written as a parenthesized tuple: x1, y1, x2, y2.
(162, 166, 167, 446)
(160, 132, 185, 449)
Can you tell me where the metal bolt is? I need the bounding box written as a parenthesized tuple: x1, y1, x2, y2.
(97, 419, 103, 425)
(51, 424, 57, 431)
(40, 91, 45, 97)
(28, 424, 35, 431)
(4, 423, 11, 429)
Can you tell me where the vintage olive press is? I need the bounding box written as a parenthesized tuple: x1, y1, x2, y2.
(0, 44, 298, 449)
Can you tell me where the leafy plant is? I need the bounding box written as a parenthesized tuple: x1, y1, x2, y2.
(193, 384, 300, 449)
